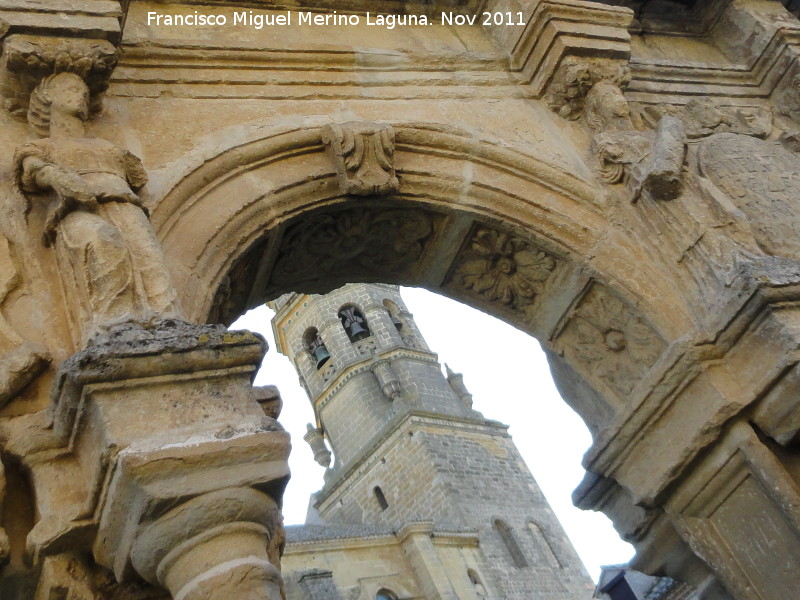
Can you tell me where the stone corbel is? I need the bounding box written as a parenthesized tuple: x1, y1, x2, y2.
(0, 34, 117, 118)
(321, 121, 400, 196)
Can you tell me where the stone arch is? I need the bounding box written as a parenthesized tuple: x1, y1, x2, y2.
(146, 121, 761, 593)
(152, 121, 686, 435)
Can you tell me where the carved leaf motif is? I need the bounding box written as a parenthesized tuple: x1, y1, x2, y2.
(451, 227, 556, 312)
(271, 208, 434, 290)
(559, 285, 665, 399)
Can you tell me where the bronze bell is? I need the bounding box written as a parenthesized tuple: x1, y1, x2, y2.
(313, 345, 331, 369)
(347, 321, 369, 341)
(390, 313, 403, 331)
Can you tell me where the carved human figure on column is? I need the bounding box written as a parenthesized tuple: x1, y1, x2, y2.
(13, 72, 184, 342)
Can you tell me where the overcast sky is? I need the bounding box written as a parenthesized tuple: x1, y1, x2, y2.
(233, 286, 634, 581)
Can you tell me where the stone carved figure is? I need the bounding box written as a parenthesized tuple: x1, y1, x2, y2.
(583, 71, 688, 203)
(13, 72, 184, 342)
(584, 79, 634, 133)
(545, 56, 630, 124)
(321, 121, 399, 196)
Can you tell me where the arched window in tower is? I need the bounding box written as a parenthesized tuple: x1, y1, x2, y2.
(339, 305, 371, 342)
(527, 521, 563, 568)
(467, 569, 487, 597)
(383, 299, 417, 347)
(383, 299, 405, 331)
(494, 519, 528, 568)
(373, 486, 389, 511)
(376, 589, 397, 600)
(304, 327, 330, 370)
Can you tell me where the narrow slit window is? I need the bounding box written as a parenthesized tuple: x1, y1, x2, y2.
(374, 486, 389, 511)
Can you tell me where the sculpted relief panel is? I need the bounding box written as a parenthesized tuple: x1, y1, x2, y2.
(554, 284, 666, 400)
(443, 225, 558, 326)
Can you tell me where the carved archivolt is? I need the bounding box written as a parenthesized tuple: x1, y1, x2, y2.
(449, 226, 556, 313)
(555, 284, 665, 399)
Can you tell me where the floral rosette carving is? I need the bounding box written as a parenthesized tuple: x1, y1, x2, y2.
(562, 286, 665, 398)
(453, 227, 556, 311)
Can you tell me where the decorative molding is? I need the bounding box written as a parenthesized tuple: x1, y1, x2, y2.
(0, 1, 122, 43)
(505, 0, 632, 96)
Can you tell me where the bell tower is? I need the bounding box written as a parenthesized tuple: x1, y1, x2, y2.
(271, 284, 593, 599)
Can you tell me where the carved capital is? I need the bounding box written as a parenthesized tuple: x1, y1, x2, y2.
(1, 34, 117, 117)
(321, 121, 400, 196)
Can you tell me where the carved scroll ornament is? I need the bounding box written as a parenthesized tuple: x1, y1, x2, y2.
(321, 121, 400, 196)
